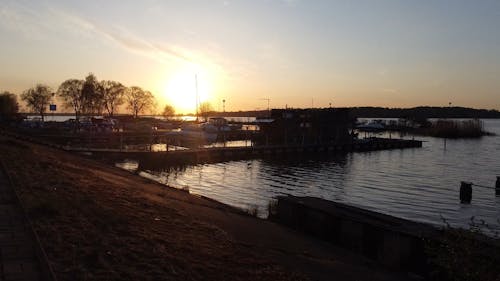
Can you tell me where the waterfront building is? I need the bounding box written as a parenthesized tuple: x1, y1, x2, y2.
(258, 108, 353, 145)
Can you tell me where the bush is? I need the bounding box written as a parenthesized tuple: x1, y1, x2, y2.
(426, 217, 500, 281)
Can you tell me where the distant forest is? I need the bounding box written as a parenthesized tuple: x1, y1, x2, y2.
(348, 106, 500, 119)
(220, 107, 500, 119)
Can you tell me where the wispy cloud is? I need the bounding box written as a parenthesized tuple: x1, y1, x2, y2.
(0, 1, 195, 65)
(0, 2, 52, 40)
(0, 2, 263, 83)
(50, 8, 194, 64)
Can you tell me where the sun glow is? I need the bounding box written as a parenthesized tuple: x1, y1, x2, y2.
(164, 63, 213, 114)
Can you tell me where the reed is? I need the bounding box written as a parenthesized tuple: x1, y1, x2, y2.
(425, 119, 489, 138)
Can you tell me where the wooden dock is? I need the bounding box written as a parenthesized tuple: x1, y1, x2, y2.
(2, 129, 422, 165)
(88, 138, 423, 165)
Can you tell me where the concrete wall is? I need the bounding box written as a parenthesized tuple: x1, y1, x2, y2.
(270, 196, 434, 275)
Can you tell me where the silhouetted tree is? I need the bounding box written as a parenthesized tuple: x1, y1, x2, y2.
(21, 84, 52, 121)
(82, 73, 104, 115)
(162, 104, 175, 120)
(199, 101, 213, 122)
(101, 80, 126, 117)
(58, 79, 85, 121)
(0, 91, 19, 120)
(126, 86, 155, 118)
(349, 106, 500, 119)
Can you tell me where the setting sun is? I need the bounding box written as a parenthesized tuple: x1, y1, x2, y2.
(164, 63, 213, 114)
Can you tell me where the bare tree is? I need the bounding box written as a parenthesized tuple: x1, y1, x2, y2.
(101, 80, 126, 117)
(82, 73, 104, 115)
(162, 104, 175, 120)
(21, 84, 52, 121)
(57, 79, 85, 121)
(0, 91, 19, 120)
(199, 101, 213, 122)
(126, 86, 155, 118)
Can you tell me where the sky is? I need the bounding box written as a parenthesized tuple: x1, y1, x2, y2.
(1, 0, 500, 113)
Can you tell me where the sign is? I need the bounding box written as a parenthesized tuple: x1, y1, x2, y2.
(49, 104, 57, 111)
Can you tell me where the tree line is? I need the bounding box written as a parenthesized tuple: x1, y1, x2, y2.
(1, 73, 219, 122)
(0, 73, 157, 122)
(348, 106, 500, 119)
(43, 73, 154, 121)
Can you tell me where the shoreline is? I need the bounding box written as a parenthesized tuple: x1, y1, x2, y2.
(0, 135, 415, 280)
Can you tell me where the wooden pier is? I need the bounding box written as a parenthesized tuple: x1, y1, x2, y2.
(2, 129, 422, 165)
(88, 138, 423, 165)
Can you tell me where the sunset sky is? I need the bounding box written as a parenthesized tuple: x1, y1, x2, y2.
(1, 0, 500, 113)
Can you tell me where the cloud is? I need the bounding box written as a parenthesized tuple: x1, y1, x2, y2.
(0, 2, 259, 84)
(0, 2, 193, 65)
(0, 2, 52, 40)
(49, 8, 194, 64)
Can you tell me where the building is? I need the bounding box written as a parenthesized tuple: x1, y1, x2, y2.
(258, 108, 353, 145)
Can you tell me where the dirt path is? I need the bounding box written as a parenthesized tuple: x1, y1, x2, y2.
(0, 162, 44, 280)
(0, 136, 413, 281)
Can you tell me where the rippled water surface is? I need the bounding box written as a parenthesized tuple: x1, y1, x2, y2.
(118, 119, 500, 232)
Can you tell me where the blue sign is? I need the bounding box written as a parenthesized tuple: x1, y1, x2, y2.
(49, 104, 57, 111)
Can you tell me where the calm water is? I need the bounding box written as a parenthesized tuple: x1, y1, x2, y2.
(117, 119, 500, 233)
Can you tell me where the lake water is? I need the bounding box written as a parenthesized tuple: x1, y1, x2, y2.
(117, 119, 500, 234)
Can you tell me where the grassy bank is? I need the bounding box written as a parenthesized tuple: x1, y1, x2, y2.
(0, 135, 410, 281)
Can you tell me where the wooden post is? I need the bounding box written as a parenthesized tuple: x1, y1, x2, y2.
(495, 176, 500, 196)
(460, 181, 472, 204)
(120, 129, 123, 151)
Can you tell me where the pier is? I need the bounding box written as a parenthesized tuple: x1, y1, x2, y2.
(2, 128, 422, 165)
(88, 138, 423, 165)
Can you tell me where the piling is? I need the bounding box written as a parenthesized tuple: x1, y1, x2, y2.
(460, 181, 472, 204)
(496, 176, 500, 196)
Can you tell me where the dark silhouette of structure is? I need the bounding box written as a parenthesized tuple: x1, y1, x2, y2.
(259, 108, 353, 145)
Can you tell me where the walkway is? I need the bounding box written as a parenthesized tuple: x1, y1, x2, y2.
(0, 167, 43, 280)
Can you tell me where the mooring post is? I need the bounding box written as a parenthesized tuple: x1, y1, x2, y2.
(460, 181, 472, 204)
(495, 176, 500, 196)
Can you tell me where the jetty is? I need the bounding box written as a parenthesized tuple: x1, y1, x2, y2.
(2, 127, 422, 165)
(85, 138, 423, 165)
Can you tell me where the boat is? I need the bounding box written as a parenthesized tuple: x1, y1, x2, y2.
(356, 121, 385, 131)
(179, 123, 218, 143)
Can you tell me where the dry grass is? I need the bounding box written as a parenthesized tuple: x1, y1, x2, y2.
(0, 137, 304, 281)
(0, 136, 416, 281)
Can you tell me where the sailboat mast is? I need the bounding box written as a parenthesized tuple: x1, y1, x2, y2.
(195, 74, 199, 122)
